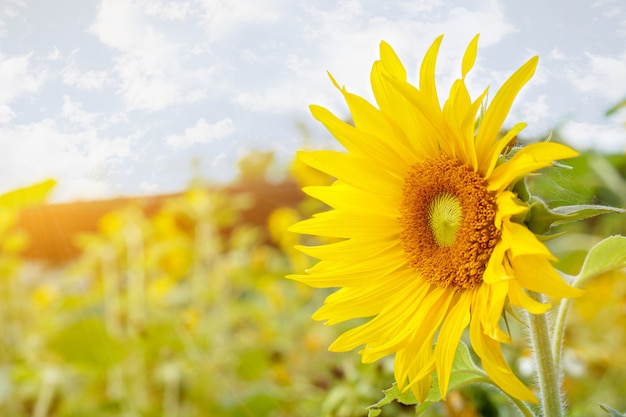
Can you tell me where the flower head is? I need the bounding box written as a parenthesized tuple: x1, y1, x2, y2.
(289, 35, 582, 402)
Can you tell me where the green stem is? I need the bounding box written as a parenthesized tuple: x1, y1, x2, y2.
(510, 395, 538, 417)
(553, 271, 590, 373)
(526, 291, 563, 417)
(552, 297, 572, 374)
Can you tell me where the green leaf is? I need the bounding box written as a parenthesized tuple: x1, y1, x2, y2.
(48, 317, 125, 368)
(367, 383, 418, 417)
(367, 342, 489, 416)
(526, 197, 624, 235)
(600, 403, 626, 416)
(577, 235, 626, 285)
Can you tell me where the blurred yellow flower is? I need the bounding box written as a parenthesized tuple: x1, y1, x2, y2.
(290, 35, 582, 403)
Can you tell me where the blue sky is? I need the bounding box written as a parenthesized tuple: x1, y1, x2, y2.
(1, 0, 625, 201)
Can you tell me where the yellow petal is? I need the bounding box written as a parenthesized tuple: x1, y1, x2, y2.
(371, 44, 432, 160)
(379, 40, 407, 80)
(508, 279, 551, 314)
(309, 104, 412, 176)
(488, 142, 579, 193)
(295, 237, 397, 261)
(482, 242, 512, 284)
(442, 79, 471, 159)
(289, 209, 399, 239)
(459, 87, 488, 170)
(361, 285, 452, 363)
(484, 122, 527, 177)
(501, 220, 555, 260)
(296, 150, 401, 196)
(383, 76, 443, 157)
(495, 191, 528, 228)
(512, 255, 584, 299)
(420, 34, 444, 109)
(470, 291, 538, 403)
(481, 281, 512, 343)
(408, 346, 436, 402)
(462, 34, 479, 78)
(313, 270, 414, 323)
(289, 247, 406, 289)
(435, 291, 471, 396)
(287, 256, 405, 288)
(303, 183, 400, 218)
(306, 244, 402, 275)
(475, 56, 538, 175)
(395, 343, 435, 402)
(329, 278, 427, 353)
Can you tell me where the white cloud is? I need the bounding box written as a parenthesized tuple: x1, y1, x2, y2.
(399, 0, 443, 13)
(144, 0, 192, 20)
(592, 0, 623, 19)
(549, 47, 568, 60)
(559, 120, 626, 152)
(566, 52, 626, 101)
(56, 178, 119, 202)
(521, 94, 550, 124)
(61, 96, 100, 127)
(47, 47, 62, 61)
(90, 0, 180, 107)
(114, 54, 181, 111)
(211, 151, 227, 168)
(197, 0, 282, 42)
(0, 104, 15, 123)
(0, 1, 25, 37)
(0, 119, 132, 200)
(165, 117, 234, 149)
(139, 180, 159, 193)
(243, 0, 517, 120)
(89, 0, 220, 112)
(0, 53, 46, 104)
(90, 0, 155, 52)
(62, 66, 109, 90)
(233, 82, 330, 114)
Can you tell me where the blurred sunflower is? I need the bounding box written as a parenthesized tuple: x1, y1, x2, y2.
(289, 35, 583, 403)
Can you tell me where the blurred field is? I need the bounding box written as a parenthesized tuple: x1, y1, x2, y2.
(1, 148, 625, 417)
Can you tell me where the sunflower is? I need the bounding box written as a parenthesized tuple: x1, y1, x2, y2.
(288, 34, 583, 403)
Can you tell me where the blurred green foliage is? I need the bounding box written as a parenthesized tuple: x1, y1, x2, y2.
(0, 141, 624, 416)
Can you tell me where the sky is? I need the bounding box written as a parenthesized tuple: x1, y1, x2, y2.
(1, 0, 625, 201)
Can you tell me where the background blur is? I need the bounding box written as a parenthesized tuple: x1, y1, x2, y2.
(1, 1, 626, 416)
(1, 138, 626, 416)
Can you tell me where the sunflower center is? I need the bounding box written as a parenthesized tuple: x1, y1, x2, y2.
(399, 157, 500, 290)
(428, 193, 462, 247)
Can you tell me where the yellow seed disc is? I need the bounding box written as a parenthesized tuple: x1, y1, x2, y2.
(428, 193, 463, 247)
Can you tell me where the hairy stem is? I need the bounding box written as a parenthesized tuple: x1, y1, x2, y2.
(510, 395, 539, 417)
(552, 297, 571, 374)
(526, 291, 563, 417)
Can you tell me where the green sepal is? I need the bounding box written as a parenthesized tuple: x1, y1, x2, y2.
(525, 196, 624, 235)
(512, 168, 624, 235)
(600, 403, 626, 417)
(367, 342, 489, 416)
(366, 383, 417, 417)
